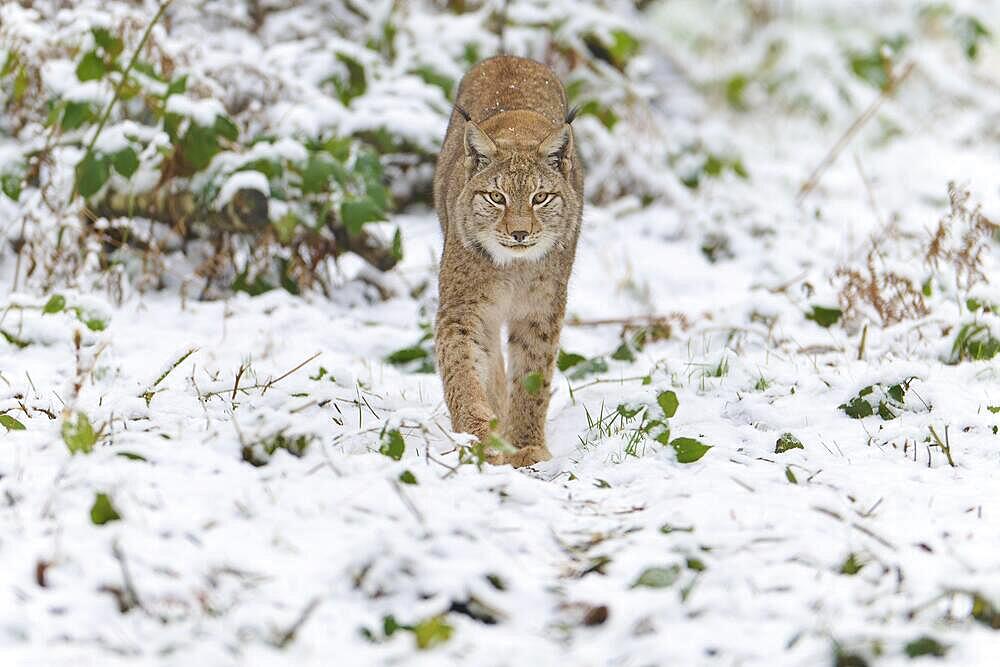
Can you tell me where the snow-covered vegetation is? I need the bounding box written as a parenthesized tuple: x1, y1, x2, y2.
(2, 0, 1000, 664)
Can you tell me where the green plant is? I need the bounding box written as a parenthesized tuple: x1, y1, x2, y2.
(241, 432, 311, 466)
(839, 379, 919, 420)
(579, 390, 711, 463)
(950, 322, 1000, 363)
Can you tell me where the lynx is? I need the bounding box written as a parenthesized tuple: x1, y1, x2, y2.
(433, 55, 584, 467)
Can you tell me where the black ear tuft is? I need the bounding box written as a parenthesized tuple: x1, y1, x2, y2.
(565, 105, 580, 125)
(455, 105, 472, 122)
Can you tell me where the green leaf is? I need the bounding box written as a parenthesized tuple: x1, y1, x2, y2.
(806, 305, 842, 328)
(521, 372, 543, 395)
(669, 437, 712, 463)
(904, 635, 949, 658)
(166, 74, 188, 97)
(380, 429, 405, 461)
(399, 470, 417, 485)
(13, 66, 28, 102)
(85, 317, 107, 332)
(332, 53, 367, 105)
(611, 342, 635, 362)
(386, 346, 428, 365)
(300, 155, 341, 194)
(0, 414, 26, 431)
(90, 492, 121, 525)
(725, 73, 749, 110)
(0, 329, 30, 348)
(840, 552, 866, 575)
(180, 124, 220, 170)
(840, 396, 874, 419)
(686, 557, 706, 572)
(92, 27, 124, 58)
(412, 66, 454, 97)
(213, 115, 239, 142)
(75, 151, 110, 198)
(111, 147, 139, 178)
(116, 451, 147, 461)
(988, 405, 1000, 414)
(76, 51, 105, 81)
(42, 294, 66, 314)
(1, 172, 22, 201)
(61, 101, 93, 130)
(657, 390, 679, 418)
(340, 197, 385, 235)
(608, 29, 640, 66)
(391, 227, 404, 262)
(955, 15, 991, 61)
(412, 615, 453, 650)
(557, 350, 586, 372)
(568, 357, 608, 380)
(775, 432, 804, 453)
(632, 565, 680, 588)
(785, 466, 797, 484)
(62, 412, 98, 454)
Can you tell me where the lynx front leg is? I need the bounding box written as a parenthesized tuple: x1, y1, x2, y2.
(504, 313, 562, 467)
(436, 305, 506, 462)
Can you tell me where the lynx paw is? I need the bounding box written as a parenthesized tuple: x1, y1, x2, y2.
(503, 445, 552, 468)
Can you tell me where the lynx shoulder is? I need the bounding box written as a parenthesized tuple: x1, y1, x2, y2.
(433, 55, 584, 467)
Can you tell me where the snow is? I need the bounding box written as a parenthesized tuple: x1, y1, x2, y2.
(3, 0, 1000, 665)
(215, 170, 270, 209)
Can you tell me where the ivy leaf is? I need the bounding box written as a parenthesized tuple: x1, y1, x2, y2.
(567, 357, 608, 380)
(180, 124, 220, 170)
(380, 429, 405, 461)
(0, 414, 26, 431)
(92, 27, 124, 58)
(521, 372, 543, 395)
(840, 396, 874, 419)
(805, 305, 842, 328)
(90, 493, 121, 525)
(76, 51, 106, 81)
(62, 412, 97, 454)
(1, 172, 21, 201)
(775, 432, 804, 453)
(669, 437, 711, 463)
(386, 346, 428, 365)
(632, 565, 680, 588)
(611, 342, 635, 362)
(399, 470, 417, 485)
(42, 294, 66, 314)
(300, 155, 341, 194)
(61, 101, 93, 130)
(166, 74, 188, 97)
(111, 147, 139, 178)
(656, 390, 679, 418)
(213, 115, 239, 142)
(75, 151, 110, 198)
(340, 197, 385, 235)
(557, 350, 586, 372)
(904, 635, 949, 658)
(412, 615, 453, 650)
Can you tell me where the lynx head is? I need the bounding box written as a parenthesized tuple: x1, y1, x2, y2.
(453, 109, 581, 266)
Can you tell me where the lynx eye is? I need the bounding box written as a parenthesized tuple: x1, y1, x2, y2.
(487, 191, 506, 205)
(532, 192, 551, 206)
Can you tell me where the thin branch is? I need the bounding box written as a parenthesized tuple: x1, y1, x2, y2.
(797, 61, 915, 203)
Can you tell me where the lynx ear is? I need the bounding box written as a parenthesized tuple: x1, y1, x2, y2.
(464, 122, 497, 174)
(537, 123, 573, 176)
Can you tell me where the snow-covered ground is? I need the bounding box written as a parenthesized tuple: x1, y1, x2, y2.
(3, 1, 1000, 665)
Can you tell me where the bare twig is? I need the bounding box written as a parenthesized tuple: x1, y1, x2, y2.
(797, 61, 915, 202)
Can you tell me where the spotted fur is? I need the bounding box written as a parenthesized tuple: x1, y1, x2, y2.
(434, 56, 584, 467)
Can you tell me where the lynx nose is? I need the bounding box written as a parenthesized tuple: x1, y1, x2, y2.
(510, 230, 529, 243)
